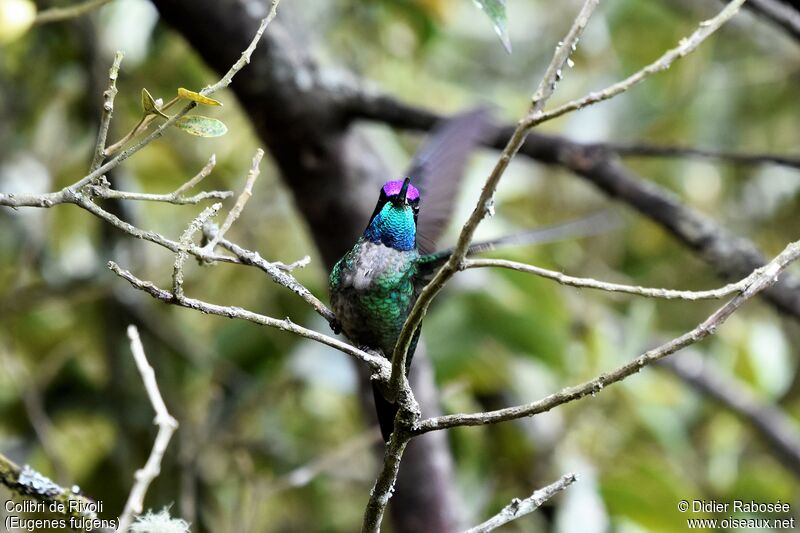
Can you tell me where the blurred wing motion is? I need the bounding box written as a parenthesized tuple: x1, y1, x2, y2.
(407, 107, 495, 255)
(419, 209, 622, 275)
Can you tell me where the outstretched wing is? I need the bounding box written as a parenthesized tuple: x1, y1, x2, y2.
(407, 107, 494, 255)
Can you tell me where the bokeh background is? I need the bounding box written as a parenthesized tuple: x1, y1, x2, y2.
(1, 0, 799, 531)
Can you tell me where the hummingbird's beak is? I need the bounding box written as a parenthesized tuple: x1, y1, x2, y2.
(397, 177, 411, 205)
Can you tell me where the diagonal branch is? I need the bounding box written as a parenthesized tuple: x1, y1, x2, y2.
(389, 0, 602, 403)
(529, 0, 747, 126)
(203, 149, 264, 251)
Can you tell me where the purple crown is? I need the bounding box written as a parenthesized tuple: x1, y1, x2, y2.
(382, 179, 420, 201)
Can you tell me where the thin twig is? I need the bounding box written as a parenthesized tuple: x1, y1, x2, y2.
(89, 154, 231, 204)
(116, 326, 179, 533)
(413, 238, 800, 435)
(108, 262, 389, 377)
(97, 188, 232, 204)
(173, 154, 218, 196)
(464, 258, 764, 300)
(528, 0, 748, 127)
(1, 182, 331, 321)
(204, 228, 335, 323)
(464, 474, 577, 533)
(90, 51, 123, 172)
(204, 149, 264, 251)
(173, 204, 223, 299)
(34, 0, 112, 25)
(202, 0, 280, 96)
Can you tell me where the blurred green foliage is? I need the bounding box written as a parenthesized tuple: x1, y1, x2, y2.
(1, 0, 799, 531)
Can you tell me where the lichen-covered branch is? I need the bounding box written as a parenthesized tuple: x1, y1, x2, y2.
(0, 452, 96, 520)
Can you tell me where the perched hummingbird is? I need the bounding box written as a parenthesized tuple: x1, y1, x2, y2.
(329, 109, 493, 441)
(329, 109, 617, 440)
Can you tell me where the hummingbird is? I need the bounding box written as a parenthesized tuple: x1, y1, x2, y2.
(329, 109, 617, 440)
(329, 108, 493, 441)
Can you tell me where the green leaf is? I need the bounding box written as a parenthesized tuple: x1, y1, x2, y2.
(472, 0, 511, 53)
(177, 87, 223, 106)
(141, 88, 168, 118)
(174, 115, 228, 137)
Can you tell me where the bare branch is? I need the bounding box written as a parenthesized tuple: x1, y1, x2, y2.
(202, 0, 280, 95)
(529, 0, 747, 126)
(95, 187, 232, 205)
(464, 473, 577, 533)
(203, 227, 336, 323)
(203, 148, 264, 251)
(34, 0, 112, 25)
(389, 0, 601, 402)
(173, 203, 223, 299)
(108, 262, 389, 377)
(173, 154, 218, 197)
(117, 326, 179, 533)
(2, 179, 331, 323)
(464, 258, 764, 300)
(413, 238, 800, 435)
(87, 154, 231, 205)
(90, 51, 123, 172)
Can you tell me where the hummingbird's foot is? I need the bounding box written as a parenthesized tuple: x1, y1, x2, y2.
(328, 317, 342, 334)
